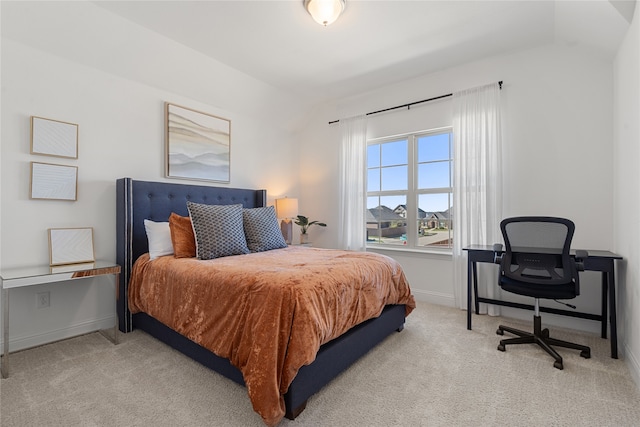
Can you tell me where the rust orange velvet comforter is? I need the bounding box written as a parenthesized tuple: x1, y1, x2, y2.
(128, 246, 415, 425)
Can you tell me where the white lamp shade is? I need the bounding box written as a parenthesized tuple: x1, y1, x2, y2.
(304, 0, 345, 26)
(276, 197, 299, 219)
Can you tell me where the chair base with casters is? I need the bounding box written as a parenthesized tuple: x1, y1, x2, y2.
(496, 299, 591, 370)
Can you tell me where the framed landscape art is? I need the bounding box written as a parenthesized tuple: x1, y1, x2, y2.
(165, 103, 231, 183)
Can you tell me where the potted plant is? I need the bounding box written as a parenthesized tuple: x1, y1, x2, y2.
(294, 215, 326, 244)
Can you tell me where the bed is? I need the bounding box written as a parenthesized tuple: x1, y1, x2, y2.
(116, 178, 415, 425)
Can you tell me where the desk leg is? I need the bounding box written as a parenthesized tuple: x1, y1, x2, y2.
(608, 266, 618, 359)
(467, 259, 473, 330)
(601, 272, 608, 339)
(2, 289, 9, 378)
(472, 262, 479, 314)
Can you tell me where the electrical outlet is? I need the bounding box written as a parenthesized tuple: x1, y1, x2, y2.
(36, 291, 50, 309)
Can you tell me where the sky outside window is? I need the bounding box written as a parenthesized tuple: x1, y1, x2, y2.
(367, 133, 452, 212)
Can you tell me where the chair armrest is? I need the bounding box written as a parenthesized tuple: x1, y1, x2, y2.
(493, 243, 503, 264)
(575, 250, 589, 259)
(575, 249, 589, 271)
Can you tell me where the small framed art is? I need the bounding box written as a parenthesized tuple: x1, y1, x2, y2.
(48, 227, 95, 266)
(165, 103, 230, 183)
(30, 162, 78, 201)
(31, 116, 79, 159)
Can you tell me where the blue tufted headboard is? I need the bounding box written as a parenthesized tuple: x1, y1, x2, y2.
(115, 178, 267, 332)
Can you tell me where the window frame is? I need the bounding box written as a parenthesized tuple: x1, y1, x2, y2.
(366, 126, 453, 252)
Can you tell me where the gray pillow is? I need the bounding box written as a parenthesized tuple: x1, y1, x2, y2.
(187, 202, 249, 260)
(243, 206, 287, 252)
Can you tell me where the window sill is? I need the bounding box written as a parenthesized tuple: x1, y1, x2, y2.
(366, 245, 452, 258)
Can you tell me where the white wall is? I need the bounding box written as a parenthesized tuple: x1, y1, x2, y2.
(614, 2, 640, 387)
(299, 42, 616, 333)
(0, 2, 303, 351)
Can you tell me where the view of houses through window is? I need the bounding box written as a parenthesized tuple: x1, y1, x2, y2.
(366, 128, 453, 250)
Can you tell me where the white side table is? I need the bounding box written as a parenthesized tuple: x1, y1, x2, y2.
(0, 261, 120, 378)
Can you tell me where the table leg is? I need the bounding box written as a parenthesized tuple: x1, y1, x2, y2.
(98, 273, 119, 345)
(608, 266, 618, 359)
(467, 258, 473, 330)
(113, 272, 119, 345)
(601, 272, 608, 339)
(472, 262, 479, 314)
(2, 289, 9, 378)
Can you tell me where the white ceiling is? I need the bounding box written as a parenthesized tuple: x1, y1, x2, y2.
(76, 1, 636, 104)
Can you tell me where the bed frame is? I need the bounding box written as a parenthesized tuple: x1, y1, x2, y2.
(115, 178, 407, 419)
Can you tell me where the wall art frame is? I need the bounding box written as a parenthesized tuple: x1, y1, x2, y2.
(31, 116, 79, 159)
(165, 102, 231, 183)
(30, 162, 78, 201)
(48, 227, 95, 266)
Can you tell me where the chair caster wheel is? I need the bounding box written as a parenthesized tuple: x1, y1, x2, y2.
(497, 343, 505, 352)
(554, 361, 564, 370)
(580, 350, 591, 359)
(541, 328, 550, 338)
(496, 328, 504, 336)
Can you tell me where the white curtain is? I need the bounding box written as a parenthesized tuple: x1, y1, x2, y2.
(452, 83, 503, 312)
(338, 115, 368, 251)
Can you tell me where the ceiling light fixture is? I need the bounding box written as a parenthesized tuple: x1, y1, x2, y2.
(303, 0, 346, 27)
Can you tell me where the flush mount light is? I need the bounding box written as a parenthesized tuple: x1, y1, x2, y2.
(303, 0, 346, 26)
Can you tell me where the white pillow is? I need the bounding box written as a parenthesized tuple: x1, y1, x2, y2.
(144, 219, 174, 260)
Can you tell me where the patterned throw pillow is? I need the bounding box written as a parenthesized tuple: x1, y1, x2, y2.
(243, 206, 287, 252)
(168, 213, 196, 258)
(187, 202, 250, 260)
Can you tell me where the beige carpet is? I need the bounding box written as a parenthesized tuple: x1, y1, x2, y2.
(2, 302, 639, 426)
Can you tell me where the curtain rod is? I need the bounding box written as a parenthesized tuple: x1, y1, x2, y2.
(328, 80, 503, 125)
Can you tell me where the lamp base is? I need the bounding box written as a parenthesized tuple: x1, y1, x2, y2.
(280, 219, 293, 245)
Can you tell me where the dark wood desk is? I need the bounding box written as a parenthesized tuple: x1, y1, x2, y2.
(463, 245, 622, 358)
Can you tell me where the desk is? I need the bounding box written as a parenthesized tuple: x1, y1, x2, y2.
(1, 261, 120, 378)
(463, 245, 622, 359)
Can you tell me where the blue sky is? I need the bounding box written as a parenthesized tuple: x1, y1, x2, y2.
(367, 132, 452, 213)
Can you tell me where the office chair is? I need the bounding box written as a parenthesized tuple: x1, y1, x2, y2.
(493, 216, 591, 370)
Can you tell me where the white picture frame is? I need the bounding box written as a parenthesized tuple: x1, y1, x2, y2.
(48, 227, 95, 266)
(30, 162, 78, 201)
(31, 116, 79, 159)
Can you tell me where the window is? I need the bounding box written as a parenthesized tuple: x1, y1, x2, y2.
(366, 128, 453, 250)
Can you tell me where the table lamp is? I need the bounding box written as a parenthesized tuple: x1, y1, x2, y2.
(275, 197, 298, 245)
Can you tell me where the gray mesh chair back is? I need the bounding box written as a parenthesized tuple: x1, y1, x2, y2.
(499, 217, 578, 297)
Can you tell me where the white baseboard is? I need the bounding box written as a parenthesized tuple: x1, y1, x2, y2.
(1, 315, 115, 353)
(411, 289, 455, 307)
(624, 340, 640, 391)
